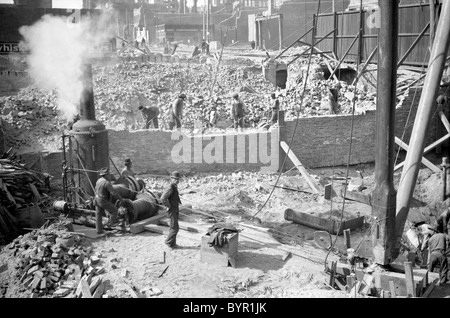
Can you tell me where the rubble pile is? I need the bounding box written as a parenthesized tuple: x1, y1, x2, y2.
(0, 52, 388, 152)
(2, 221, 107, 298)
(282, 51, 378, 119)
(0, 86, 62, 150)
(93, 61, 276, 131)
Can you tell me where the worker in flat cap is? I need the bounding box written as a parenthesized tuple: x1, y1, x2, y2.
(121, 158, 135, 178)
(94, 167, 124, 234)
(231, 92, 247, 132)
(138, 105, 160, 129)
(169, 93, 186, 131)
(160, 171, 183, 249)
(420, 225, 450, 285)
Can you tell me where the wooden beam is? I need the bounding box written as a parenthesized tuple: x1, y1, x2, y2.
(404, 262, 416, 298)
(158, 219, 199, 233)
(421, 278, 438, 298)
(344, 229, 351, 248)
(394, 137, 441, 173)
(389, 280, 397, 298)
(329, 261, 337, 288)
(280, 141, 323, 194)
(341, 188, 372, 206)
(328, 30, 361, 79)
(143, 223, 169, 235)
(397, 22, 430, 68)
(129, 212, 167, 234)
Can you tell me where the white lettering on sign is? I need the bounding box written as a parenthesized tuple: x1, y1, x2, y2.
(0, 43, 20, 54)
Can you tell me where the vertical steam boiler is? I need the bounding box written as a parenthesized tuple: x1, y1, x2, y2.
(70, 63, 109, 200)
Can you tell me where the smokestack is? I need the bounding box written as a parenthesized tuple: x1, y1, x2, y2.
(71, 62, 109, 199)
(79, 63, 96, 121)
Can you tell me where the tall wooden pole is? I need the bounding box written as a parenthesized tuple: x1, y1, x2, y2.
(394, 0, 450, 259)
(371, 0, 398, 265)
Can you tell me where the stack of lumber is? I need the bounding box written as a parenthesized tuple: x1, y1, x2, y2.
(0, 153, 52, 244)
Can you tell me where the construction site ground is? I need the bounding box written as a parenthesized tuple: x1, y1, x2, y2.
(1, 43, 450, 301)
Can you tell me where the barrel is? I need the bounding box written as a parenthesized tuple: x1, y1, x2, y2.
(122, 193, 158, 223)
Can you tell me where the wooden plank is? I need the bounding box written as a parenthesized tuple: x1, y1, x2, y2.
(92, 282, 105, 298)
(129, 212, 167, 234)
(394, 137, 441, 173)
(143, 224, 169, 235)
(158, 219, 199, 233)
(280, 141, 323, 194)
(81, 277, 92, 298)
(421, 278, 438, 298)
(329, 261, 337, 288)
(341, 188, 372, 206)
(404, 261, 416, 298)
(89, 276, 102, 294)
(343, 229, 351, 248)
(359, 274, 373, 295)
(282, 251, 291, 261)
(29, 184, 42, 201)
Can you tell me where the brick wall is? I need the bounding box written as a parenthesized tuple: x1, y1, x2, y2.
(108, 129, 279, 176)
(279, 86, 449, 170)
(280, 111, 376, 169)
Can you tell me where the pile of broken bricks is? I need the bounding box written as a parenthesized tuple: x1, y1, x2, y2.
(5, 221, 108, 298)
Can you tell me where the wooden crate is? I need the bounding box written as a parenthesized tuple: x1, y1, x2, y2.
(200, 232, 238, 268)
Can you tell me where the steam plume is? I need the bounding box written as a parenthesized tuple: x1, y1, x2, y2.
(19, 11, 115, 121)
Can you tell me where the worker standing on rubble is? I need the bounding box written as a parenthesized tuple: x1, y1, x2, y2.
(138, 105, 160, 129)
(437, 208, 450, 235)
(420, 226, 449, 285)
(121, 158, 135, 178)
(94, 167, 124, 234)
(231, 93, 246, 131)
(169, 93, 186, 130)
(160, 171, 182, 249)
(201, 38, 206, 54)
(269, 92, 280, 125)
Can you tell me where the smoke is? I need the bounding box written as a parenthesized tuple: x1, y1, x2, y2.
(19, 11, 116, 121)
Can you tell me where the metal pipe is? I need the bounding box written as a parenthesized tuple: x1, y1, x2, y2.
(395, 0, 450, 259)
(371, 0, 399, 265)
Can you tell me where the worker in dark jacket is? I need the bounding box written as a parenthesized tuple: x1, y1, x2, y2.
(121, 158, 135, 178)
(421, 226, 449, 285)
(138, 105, 160, 129)
(437, 208, 450, 235)
(269, 92, 280, 125)
(169, 94, 186, 130)
(231, 93, 246, 131)
(160, 171, 182, 249)
(94, 167, 124, 234)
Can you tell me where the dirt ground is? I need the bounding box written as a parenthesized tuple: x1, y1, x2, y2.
(2, 154, 449, 299)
